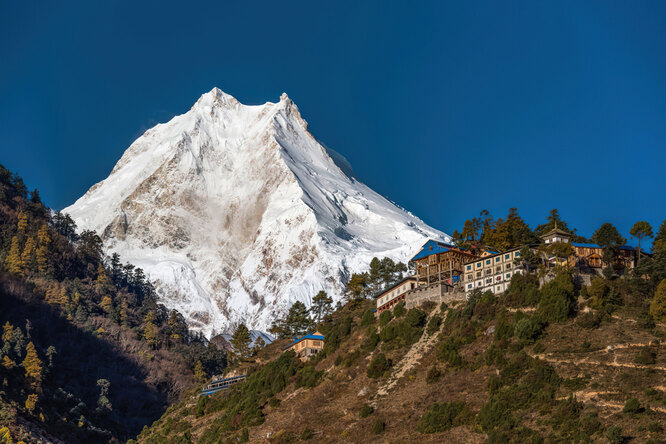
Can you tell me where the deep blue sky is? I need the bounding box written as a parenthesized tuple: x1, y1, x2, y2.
(1, 1, 665, 245)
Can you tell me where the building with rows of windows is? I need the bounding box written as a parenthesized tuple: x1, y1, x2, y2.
(462, 247, 523, 294)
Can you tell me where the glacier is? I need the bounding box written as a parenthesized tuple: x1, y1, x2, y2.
(63, 88, 449, 337)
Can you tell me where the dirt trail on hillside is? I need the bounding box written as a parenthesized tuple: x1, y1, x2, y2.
(370, 306, 444, 406)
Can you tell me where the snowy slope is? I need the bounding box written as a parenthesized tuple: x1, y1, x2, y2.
(64, 88, 449, 337)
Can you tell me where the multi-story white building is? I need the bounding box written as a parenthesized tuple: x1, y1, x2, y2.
(462, 248, 523, 294)
(374, 276, 418, 315)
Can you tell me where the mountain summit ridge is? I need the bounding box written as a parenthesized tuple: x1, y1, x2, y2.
(64, 88, 448, 337)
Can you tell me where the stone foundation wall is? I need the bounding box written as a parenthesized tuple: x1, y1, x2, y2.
(405, 283, 466, 309)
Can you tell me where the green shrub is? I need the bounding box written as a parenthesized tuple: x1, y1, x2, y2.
(477, 397, 514, 432)
(379, 310, 393, 327)
(268, 397, 280, 407)
(425, 365, 441, 384)
(393, 301, 406, 317)
(622, 397, 641, 414)
(360, 309, 375, 326)
(362, 330, 380, 351)
(537, 271, 576, 323)
(359, 403, 374, 418)
(438, 338, 464, 368)
(367, 353, 390, 379)
(427, 314, 442, 335)
(295, 365, 324, 388)
(494, 316, 514, 341)
(240, 428, 249, 442)
(648, 421, 663, 433)
(605, 426, 624, 444)
(440, 302, 448, 311)
(514, 317, 543, 343)
(334, 355, 343, 366)
(372, 418, 385, 434)
(418, 401, 467, 433)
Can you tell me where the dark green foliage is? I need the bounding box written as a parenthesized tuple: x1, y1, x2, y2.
(622, 397, 641, 414)
(514, 317, 544, 343)
(362, 329, 380, 351)
(378, 310, 392, 327)
(295, 365, 324, 388)
(494, 316, 514, 341)
(605, 426, 624, 444)
(438, 338, 464, 368)
(318, 315, 353, 357)
(268, 397, 280, 408)
(269, 301, 313, 339)
(537, 271, 576, 323)
(359, 403, 374, 418)
(360, 309, 375, 326)
(240, 428, 250, 442)
(502, 273, 540, 307)
(367, 353, 390, 379)
(426, 314, 442, 335)
(477, 397, 515, 432)
(338, 349, 362, 368)
(393, 301, 406, 317)
(372, 418, 386, 434)
(380, 308, 426, 348)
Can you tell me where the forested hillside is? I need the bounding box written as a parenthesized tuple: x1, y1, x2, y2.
(137, 215, 666, 443)
(0, 165, 226, 443)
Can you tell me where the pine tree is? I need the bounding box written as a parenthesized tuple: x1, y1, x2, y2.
(101, 296, 113, 315)
(252, 336, 266, 355)
(16, 211, 28, 232)
(231, 324, 252, 361)
(311, 290, 333, 323)
(2, 355, 15, 369)
(4, 236, 22, 275)
(653, 220, 666, 254)
(20, 236, 36, 272)
(194, 360, 206, 383)
(630, 221, 653, 263)
(22, 342, 43, 388)
(95, 263, 110, 292)
(284, 301, 313, 337)
(650, 279, 666, 323)
(36, 224, 51, 274)
(591, 223, 626, 269)
(119, 298, 129, 326)
(25, 393, 38, 414)
(143, 320, 158, 349)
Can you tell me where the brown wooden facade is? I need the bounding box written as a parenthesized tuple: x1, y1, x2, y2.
(413, 248, 479, 287)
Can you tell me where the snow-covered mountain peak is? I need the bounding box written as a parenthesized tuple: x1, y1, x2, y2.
(64, 88, 448, 337)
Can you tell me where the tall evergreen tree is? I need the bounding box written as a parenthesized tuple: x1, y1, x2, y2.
(4, 236, 22, 275)
(591, 223, 626, 269)
(285, 301, 312, 337)
(22, 342, 43, 388)
(231, 323, 252, 361)
(311, 290, 333, 323)
(629, 221, 653, 263)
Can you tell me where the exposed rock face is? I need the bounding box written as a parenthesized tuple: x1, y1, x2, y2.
(64, 88, 449, 337)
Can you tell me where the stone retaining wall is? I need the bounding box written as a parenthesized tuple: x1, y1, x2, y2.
(405, 283, 466, 309)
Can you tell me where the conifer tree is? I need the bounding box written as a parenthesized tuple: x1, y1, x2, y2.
(650, 279, 666, 323)
(284, 301, 313, 336)
(653, 220, 666, 253)
(630, 221, 653, 263)
(2, 355, 15, 369)
(16, 211, 28, 232)
(231, 323, 252, 361)
(252, 336, 266, 355)
(25, 393, 38, 413)
(95, 263, 110, 292)
(36, 224, 50, 274)
(101, 296, 113, 315)
(143, 321, 158, 349)
(119, 298, 129, 326)
(22, 342, 43, 388)
(311, 290, 333, 323)
(4, 236, 22, 275)
(20, 236, 36, 272)
(194, 360, 206, 383)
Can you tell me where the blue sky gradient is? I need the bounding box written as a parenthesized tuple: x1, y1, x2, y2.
(1, 1, 664, 244)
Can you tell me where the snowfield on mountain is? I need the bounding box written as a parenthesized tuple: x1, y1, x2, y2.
(64, 88, 448, 337)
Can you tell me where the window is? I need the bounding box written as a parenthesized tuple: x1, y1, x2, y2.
(515, 251, 520, 257)
(485, 278, 492, 284)
(495, 257, 500, 262)
(505, 264, 511, 270)
(506, 273, 511, 279)
(476, 271, 481, 278)
(505, 254, 510, 260)
(476, 262, 481, 268)
(467, 274, 473, 281)
(467, 284, 473, 289)
(486, 259, 491, 265)
(496, 266, 502, 273)
(466, 265, 471, 271)
(485, 269, 491, 276)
